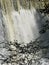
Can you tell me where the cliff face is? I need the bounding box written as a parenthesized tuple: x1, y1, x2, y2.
(0, 10, 5, 42)
(19, 0, 49, 9)
(0, 0, 49, 11)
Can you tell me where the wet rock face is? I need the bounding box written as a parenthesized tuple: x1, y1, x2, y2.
(0, 9, 10, 65)
(0, 10, 5, 42)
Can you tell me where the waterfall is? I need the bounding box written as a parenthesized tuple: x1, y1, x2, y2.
(0, 0, 40, 44)
(0, 0, 49, 65)
(11, 9, 40, 44)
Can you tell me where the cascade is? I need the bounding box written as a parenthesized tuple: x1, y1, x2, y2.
(0, 0, 49, 65)
(0, 0, 40, 44)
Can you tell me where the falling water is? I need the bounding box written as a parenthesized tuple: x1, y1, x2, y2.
(11, 9, 40, 44)
(0, 0, 40, 44)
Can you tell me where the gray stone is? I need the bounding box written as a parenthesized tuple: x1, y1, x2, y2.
(0, 10, 5, 43)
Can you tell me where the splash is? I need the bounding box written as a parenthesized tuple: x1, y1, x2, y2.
(11, 9, 39, 44)
(0, 0, 40, 44)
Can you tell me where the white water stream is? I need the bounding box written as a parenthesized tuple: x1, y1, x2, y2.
(3, 8, 39, 44)
(0, 0, 40, 44)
